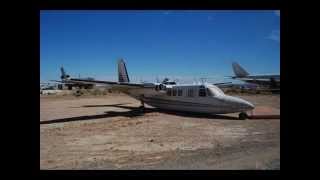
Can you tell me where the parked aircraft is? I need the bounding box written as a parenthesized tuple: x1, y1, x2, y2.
(230, 62, 280, 89)
(40, 82, 61, 95)
(40, 82, 58, 90)
(52, 67, 96, 90)
(63, 59, 254, 119)
(218, 82, 258, 90)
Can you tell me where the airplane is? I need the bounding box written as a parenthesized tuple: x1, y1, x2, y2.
(63, 59, 255, 119)
(51, 67, 96, 90)
(40, 82, 62, 95)
(40, 82, 58, 90)
(230, 62, 280, 89)
(217, 82, 258, 90)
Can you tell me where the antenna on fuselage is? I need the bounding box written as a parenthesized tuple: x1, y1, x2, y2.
(200, 77, 207, 85)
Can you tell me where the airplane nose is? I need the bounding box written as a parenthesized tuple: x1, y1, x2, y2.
(227, 96, 255, 111)
(242, 100, 255, 110)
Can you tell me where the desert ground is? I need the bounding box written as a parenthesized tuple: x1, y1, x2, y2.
(40, 92, 280, 170)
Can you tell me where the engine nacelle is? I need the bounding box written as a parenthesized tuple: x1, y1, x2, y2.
(155, 84, 167, 91)
(61, 74, 70, 80)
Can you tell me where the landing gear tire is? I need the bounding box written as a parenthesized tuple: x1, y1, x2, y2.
(139, 105, 145, 113)
(239, 112, 248, 120)
(139, 95, 145, 113)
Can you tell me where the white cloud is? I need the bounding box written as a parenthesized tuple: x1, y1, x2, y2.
(267, 30, 280, 42)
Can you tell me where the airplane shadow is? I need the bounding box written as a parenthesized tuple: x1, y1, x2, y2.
(40, 108, 147, 125)
(83, 104, 239, 120)
(81, 103, 130, 108)
(40, 103, 239, 125)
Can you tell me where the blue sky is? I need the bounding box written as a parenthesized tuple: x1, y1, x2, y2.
(40, 10, 280, 83)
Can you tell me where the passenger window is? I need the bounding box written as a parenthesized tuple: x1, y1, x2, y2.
(167, 88, 172, 96)
(187, 89, 194, 97)
(178, 89, 182, 96)
(199, 86, 206, 97)
(172, 89, 177, 96)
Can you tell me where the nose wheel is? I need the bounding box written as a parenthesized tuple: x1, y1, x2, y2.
(239, 112, 248, 120)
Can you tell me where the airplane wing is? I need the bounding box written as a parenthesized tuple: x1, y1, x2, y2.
(213, 82, 232, 86)
(50, 80, 70, 84)
(51, 80, 97, 85)
(66, 78, 150, 90)
(213, 82, 234, 88)
(239, 78, 276, 82)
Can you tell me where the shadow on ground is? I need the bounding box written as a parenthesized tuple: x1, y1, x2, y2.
(40, 103, 239, 125)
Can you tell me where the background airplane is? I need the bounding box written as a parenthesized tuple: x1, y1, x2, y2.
(40, 82, 58, 90)
(51, 67, 96, 90)
(230, 62, 280, 89)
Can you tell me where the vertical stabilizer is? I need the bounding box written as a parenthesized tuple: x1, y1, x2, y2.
(118, 59, 130, 82)
(60, 66, 70, 80)
(232, 62, 250, 77)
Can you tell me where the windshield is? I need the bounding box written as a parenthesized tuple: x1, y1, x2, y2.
(206, 85, 225, 97)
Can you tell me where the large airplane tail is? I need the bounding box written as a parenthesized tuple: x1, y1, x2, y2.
(118, 59, 130, 83)
(232, 62, 249, 77)
(60, 66, 70, 80)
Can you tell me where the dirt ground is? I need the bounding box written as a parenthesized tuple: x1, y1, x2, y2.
(40, 93, 280, 170)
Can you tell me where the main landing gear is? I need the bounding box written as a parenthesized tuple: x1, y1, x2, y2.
(239, 112, 248, 120)
(139, 95, 145, 112)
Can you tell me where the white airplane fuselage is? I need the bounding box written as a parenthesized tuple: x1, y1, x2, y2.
(66, 59, 255, 115)
(123, 84, 254, 114)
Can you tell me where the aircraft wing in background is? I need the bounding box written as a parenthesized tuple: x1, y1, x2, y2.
(50, 80, 96, 85)
(213, 82, 234, 88)
(65, 78, 154, 90)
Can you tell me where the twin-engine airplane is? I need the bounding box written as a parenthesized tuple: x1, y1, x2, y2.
(63, 59, 255, 118)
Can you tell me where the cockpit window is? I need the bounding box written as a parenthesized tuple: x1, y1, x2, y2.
(206, 88, 214, 96)
(206, 85, 224, 97)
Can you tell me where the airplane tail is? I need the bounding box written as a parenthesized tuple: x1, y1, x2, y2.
(118, 59, 130, 82)
(60, 66, 70, 80)
(232, 62, 249, 77)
